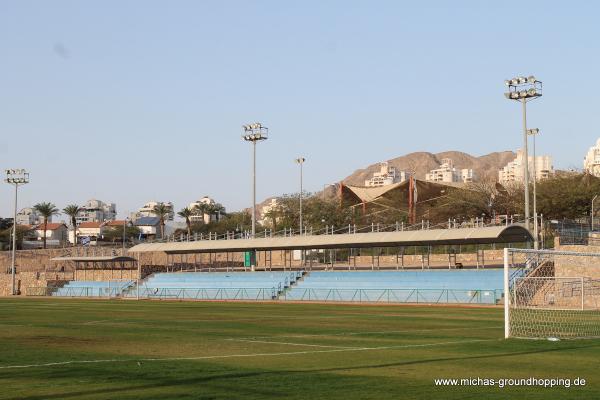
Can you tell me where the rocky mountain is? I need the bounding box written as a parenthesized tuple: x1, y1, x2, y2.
(342, 150, 516, 186)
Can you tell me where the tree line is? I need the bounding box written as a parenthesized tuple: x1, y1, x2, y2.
(3, 173, 599, 249)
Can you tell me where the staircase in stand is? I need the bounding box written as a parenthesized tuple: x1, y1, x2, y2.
(277, 270, 308, 300)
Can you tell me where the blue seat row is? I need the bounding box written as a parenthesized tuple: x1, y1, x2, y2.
(124, 271, 304, 300)
(52, 280, 133, 297)
(284, 270, 504, 304)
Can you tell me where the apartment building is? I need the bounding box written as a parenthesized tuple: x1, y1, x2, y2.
(76, 199, 117, 224)
(16, 207, 46, 225)
(130, 201, 174, 222)
(188, 196, 225, 224)
(425, 159, 475, 183)
(499, 149, 554, 183)
(365, 162, 409, 187)
(584, 138, 600, 177)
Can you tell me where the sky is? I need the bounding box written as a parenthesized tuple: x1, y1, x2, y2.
(1, 1, 600, 221)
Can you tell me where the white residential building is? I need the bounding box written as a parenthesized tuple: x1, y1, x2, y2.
(33, 223, 68, 244)
(133, 217, 162, 239)
(425, 159, 475, 183)
(499, 149, 554, 183)
(584, 138, 600, 177)
(130, 201, 175, 222)
(16, 207, 46, 225)
(365, 162, 409, 187)
(188, 196, 225, 224)
(76, 199, 117, 224)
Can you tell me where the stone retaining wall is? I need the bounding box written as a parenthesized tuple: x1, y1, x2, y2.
(554, 244, 600, 279)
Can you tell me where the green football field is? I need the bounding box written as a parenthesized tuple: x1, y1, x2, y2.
(1, 298, 599, 400)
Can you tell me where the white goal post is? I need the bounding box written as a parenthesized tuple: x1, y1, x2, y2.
(504, 248, 600, 339)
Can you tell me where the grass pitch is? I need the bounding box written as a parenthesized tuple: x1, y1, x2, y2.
(1, 299, 599, 399)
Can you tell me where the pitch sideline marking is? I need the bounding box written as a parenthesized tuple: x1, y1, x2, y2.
(0, 339, 494, 370)
(226, 326, 500, 341)
(225, 338, 361, 349)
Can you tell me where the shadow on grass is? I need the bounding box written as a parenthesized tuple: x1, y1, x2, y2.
(7, 341, 600, 400)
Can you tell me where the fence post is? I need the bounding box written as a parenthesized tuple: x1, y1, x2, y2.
(504, 247, 510, 339)
(581, 276, 585, 310)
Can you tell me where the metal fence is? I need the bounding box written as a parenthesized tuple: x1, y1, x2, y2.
(282, 288, 502, 304)
(27, 285, 501, 304)
(27, 286, 130, 298)
(122, 287, 279, 300)
(554, 221, 599, 246)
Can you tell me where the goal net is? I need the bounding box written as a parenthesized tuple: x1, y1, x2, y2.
(504, 248, 600, 339)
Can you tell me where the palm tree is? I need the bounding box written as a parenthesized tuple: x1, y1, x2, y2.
(63, 204, 82, 247)
(33, 202, 60, 249)
(177, 207, 194, 237)
(212, 203, 226, 222)
(152, 203, 171, 239)
(193, 203, 209, 224)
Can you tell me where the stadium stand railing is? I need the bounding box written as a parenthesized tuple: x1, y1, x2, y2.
(48, 280, 134, 298)
(283, 270, 504, 304)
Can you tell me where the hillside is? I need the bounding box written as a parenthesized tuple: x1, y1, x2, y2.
(342, 150, 516, 186)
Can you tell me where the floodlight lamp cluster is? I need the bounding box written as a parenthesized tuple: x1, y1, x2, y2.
(527, 128, 540, 136)
(295, 157, 306, 164)
(5, 169, 29, 184)
(242, 122, 268, 141)
(504, 75, 542, 100)
(243, 122, 263, 131)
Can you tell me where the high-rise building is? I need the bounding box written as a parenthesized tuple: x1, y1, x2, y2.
(425, 159, 475, 183)
(76, 199, 117, 224)
(584, 138, 600, 177)
(499, 149, 553, 183)
(365, 162, 409, 187)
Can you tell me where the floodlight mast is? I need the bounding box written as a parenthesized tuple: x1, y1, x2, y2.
(295, 157, 306, 235)
(4, 169, 30, 295)
(242, 122, 268, 260)
(527, 128, 540, 249)
(504, 76, 542, 234)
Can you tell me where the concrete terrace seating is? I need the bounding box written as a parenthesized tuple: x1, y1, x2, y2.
(128, 271, 303, 300)
(52, 280, 134, 297)
(283, 270, 504, 304)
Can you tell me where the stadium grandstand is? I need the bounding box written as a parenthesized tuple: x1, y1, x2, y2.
(8, 223, 533, 305)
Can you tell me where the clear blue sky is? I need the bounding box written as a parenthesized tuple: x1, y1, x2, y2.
(1, 1, 599, 220)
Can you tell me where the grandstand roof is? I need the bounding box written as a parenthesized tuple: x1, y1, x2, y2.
(128, 224, 532, 254)
(50, 256, 136, 262)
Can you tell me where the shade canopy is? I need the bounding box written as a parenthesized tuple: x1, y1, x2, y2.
(128, 225, 532, 255)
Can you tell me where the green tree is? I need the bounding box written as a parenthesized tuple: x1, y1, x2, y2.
(192, 203, 209, 224)
(176, 211, 254, 237)
(177, 207, 194, 237)
(33, 202, 60, 249)
(0, 225, 31, 250)
(212, 203, 226, 222)
(537, 173, 600, 220)
(102, 225, 141, 243)
(62, 204, 82, 247)
(152, 203, 171, 238)
(265, 193, 353, 232)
